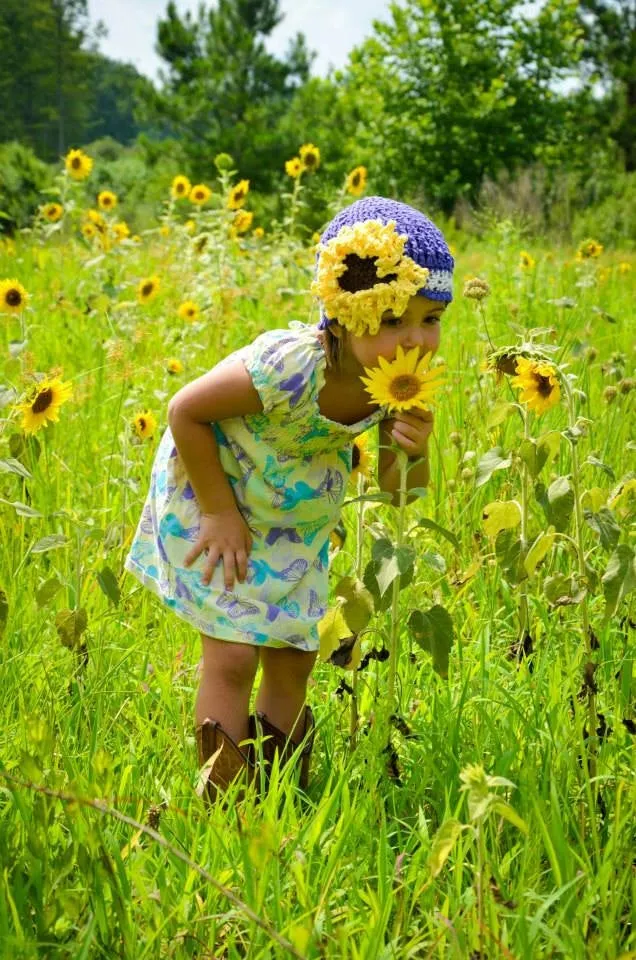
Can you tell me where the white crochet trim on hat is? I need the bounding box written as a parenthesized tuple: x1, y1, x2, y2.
(423, 268, 453, 294)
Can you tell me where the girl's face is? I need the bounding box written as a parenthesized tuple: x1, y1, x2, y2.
(339, 295, 446, 372)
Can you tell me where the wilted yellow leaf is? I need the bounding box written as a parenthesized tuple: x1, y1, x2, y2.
(482, 501, 522, 539)
(524, 526, 556, 578)
(318, 602, 351, 660)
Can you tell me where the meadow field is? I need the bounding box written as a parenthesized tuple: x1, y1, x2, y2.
(0, 154, 634, 959)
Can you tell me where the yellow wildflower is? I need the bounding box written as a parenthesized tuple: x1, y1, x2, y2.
(41, 203, 63, 223)
(233, 210, 253, 234)
(519, 251, 535, 270)
(576, 238, 603, 261)
(171, 175, 191, 200)
(178, 300, 200, 322)
(0, 279, 29, 314)
(98, 191, 117, 210)
(166, 358, 184, 375)
(132, 410, 157, 440)
(137, 276, 160, 304)
(299, 143, 320, 172)
(285, 157, 302, 178)
(345, 166, 367, 197)
(361, 345, 446, 413)
(228, 179, 250, 210)
(65, 149, 93, 180)
(190, 184, 211, 205)
(510, 357, 561, 415)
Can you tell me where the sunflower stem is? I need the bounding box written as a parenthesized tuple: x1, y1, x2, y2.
(349, 472, 365, 752)
(387, 448, 408, 714)
(561, 373, 596, 787)
(518, 407, 530, 647)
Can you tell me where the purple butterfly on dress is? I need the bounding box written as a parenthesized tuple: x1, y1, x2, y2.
(217, 593, 260, 619)
(265, 526, 302, 546)
(317, 468, 344, 503)
(280, 372, 306, 408)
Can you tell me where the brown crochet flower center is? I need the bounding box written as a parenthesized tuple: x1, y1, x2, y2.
(338, 253, 397, 293)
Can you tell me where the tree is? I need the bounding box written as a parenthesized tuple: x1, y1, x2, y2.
(140, 0, 315, 185)
(345, 0, 584, 212)
(578, 0, 636, 170)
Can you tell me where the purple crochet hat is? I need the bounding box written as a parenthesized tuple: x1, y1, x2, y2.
(316, 196, 454, 330)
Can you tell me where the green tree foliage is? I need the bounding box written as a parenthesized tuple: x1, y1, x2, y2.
(84, 55, 156, 146)
(142, 0, 315, 186)
(578, 0, 636, 170)
(345, 0, 584, 211)
(0, 0, 93, 158)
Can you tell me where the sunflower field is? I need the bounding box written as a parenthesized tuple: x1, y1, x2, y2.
(0, 148, 635, 960)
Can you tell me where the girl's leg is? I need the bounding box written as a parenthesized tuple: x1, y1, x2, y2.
(255, 647, 317, 743)
(196, 634, 259, 744)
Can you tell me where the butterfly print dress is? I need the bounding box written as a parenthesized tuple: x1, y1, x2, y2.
(124, 322, 386, 651)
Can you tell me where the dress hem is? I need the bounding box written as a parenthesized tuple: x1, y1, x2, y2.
(123, 557, 318, 652)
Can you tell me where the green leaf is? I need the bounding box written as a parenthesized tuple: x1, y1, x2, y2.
(96, 566, 121, 608)
(486, 402, 517, 428)
(495, 530, 527, 585)
(524, 526, 555, 578)
(0, 457, 32, 480)
(422, 551, 447, 574)
(601, 545, 636, 620)
(55, 609, 88, 650)
(411, 518, 459, 549)
(585, 456, 615, 480)
(427, 819, 464, 878)
(36, 577, 63, 609)
(545, 477, 574, 532)
(376, 553, 400, 596)
(490, 799, 529, 834)
(584, 507, 620, 551)
(344, 492, 393, 506)
(476, 447, 513, 487)
(32, 534, 69, 554)
(544, 573, 586, 607)
(0, 498, 43, 518)
(408, 605, 454, 677)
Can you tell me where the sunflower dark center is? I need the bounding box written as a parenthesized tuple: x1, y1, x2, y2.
(139, 417, 146, 430)
(6, 288, 22, 306)
(71, 157, 81, 169)
(390, 374, 420, 402)
(535, 374, 553, 397)
(141, 283, 154, 297)
(176, 182, 186, 193)
(32, 388, 53, 413)
(352, 444, 361, 469)
(338, 253, 397, 293)
(304, 152, 317, 167)
(352, 172, 361, 187)
(234, 189, 244, 201)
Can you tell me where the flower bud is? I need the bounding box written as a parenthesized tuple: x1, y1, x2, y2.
(463, 277, 491, 300)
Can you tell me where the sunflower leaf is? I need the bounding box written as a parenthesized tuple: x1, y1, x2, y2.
(31, 535, 69, 554)
(601, 545, 636, 620)
(584, 507, 620, 551)
(96, 567, 121, 607)
(476, 447, 513, 487)
(0, 457, 32, 480)
(407, 605, 454, 677)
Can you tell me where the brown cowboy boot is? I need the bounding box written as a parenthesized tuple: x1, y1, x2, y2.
(196, 716, 256, 805)
(253, 706, 315, 791)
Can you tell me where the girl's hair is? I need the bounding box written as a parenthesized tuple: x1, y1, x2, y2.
(321, 324, 343, 368)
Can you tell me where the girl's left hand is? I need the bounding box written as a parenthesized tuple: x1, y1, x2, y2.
(387, 408, 434, 457)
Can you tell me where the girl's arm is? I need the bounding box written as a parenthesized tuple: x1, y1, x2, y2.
(168, 360, 265, 589)
(167, 359, 263, 515)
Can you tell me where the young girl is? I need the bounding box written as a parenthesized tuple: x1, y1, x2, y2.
(124, 196, 454, 801)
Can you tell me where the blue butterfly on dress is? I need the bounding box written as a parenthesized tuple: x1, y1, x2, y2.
(159, 512, 200, 543)
(217, 593, 260, 619)
(313, 540, 330, 571)
(298, 516, 329, 546)
(265, 526, 302, 546)
(280, 372, 306, 408)
(247, 557, 308, 585)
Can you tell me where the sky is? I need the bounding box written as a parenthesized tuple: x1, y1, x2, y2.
(86, 0, 393, 81)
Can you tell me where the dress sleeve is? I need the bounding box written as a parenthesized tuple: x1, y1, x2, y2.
(240, 328, 320, 416)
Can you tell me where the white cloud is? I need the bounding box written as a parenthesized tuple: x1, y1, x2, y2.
(87, 0, 392, 80)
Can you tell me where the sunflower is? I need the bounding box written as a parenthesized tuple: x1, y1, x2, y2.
(18, 377, 73, 434)
(171, 175, 191, 200)
(510, 357, 561, 415)
(166, 358, 184, 375)
(618, 262, 632, 274)
(576, 238, 603, 261)
(65, 149, 93, 180)
(350, 431, 373, 481)
(86, 209, 106, 232)
(82, 222, 97, 240)
(137, 276, 160, 304)
(361, 346, 446, 413)
(233, 210, 253, 234)
(189, 184, 211, 205)
(113, 221, 130, 242)
(178, 300, 200, 322)
(41, 203, 63, 223)
(98, 190, 117, 210)
(312, 219, 429, 336)
(132, 410, 157, 440)
(0, 279, 29, 314)
(228, 179, 250, 210)
(285, 157, 302, 178)
(346, 166, 367, 197)
(299, 143, 320, 172)
(253, 226, 265, 239)
(519, 250, 535, 270)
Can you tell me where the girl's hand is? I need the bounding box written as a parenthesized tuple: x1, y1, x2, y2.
(183, 509, 253, 590)
(388, 408, 434, 457)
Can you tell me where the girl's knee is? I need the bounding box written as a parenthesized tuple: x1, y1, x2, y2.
(261, 647, 317, 686)
(201, 634, 259, 688)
